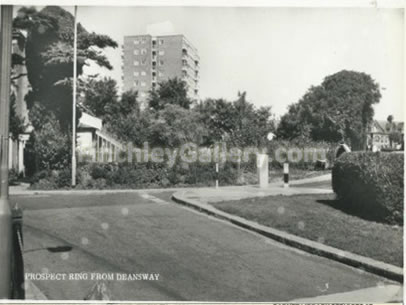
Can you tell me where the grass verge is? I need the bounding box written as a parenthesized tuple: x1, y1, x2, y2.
(211, 193, 402, 267)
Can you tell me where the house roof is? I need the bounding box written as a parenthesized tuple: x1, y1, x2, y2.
(372, 120, 404, 133)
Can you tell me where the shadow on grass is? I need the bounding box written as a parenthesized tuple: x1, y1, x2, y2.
(316, 198, 390, 224)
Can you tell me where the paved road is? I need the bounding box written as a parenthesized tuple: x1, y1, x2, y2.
(12, 191, 391, 301)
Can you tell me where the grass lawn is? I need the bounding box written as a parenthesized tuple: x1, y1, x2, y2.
(211, 193, 403, 267)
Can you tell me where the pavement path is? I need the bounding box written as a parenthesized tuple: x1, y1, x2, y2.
(174, 174, 333, 204)
(12, 189, 397, 301)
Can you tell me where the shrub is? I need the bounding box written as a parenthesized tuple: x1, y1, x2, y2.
(8, 169, 20, 185)
(332, 151, 404, 225)
(30, 158, 242, 190)
(267, 139, 337, 170)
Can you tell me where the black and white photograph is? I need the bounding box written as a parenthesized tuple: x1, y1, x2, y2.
(0, 0, 404, 302)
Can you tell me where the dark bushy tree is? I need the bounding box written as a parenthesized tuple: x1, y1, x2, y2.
(13, 6, 117, 171)
(276, 70, 381, 150)
(148, 77, 192, 110)
(196, 92, 274, 147)
(82, 77, 118, 118)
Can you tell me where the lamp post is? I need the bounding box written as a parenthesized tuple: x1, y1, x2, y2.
(0, 5, 14, 299)
(71, 5, 77, 187)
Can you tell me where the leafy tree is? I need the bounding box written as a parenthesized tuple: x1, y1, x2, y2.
(148, 105, 207, 147)
(102, 89, 142, 142)
(13, 6, 117, 130)
(148, 77, 192, 110)
(196, 92, 274, 147)
(276, 70, 381, 150)
(82, 77, 119, 118)
(196, 98, 236, 144)
(12, 6, 117, 171)
(386, 115, 402, 148)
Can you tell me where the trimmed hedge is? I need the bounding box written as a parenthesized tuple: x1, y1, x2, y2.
(332, 151, 404, 225)
(267, 139, 337, 170)
(30, 160, 241, 190)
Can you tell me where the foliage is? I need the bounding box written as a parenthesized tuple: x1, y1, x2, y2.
(276, 70, 381, 150)
(267, 138, 337, 170)
(82, 77, 119, 118)
(147, 104, 207, 147)
(31, 160, 241, 189)
(385, 115, 403, 148)
(9, 93, 27, 140)
(24, 106, 71, 171)
(332, 151, 404, 225)
(148, 77, 192, 110)
(13, 6, 117, 172)
(196, 92, 274, 147)
(8, 168, 20, 185)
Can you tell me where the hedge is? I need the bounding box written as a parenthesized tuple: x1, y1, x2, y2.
(30, 160, 241, 190)
(267, 139, 337, 170)
(332, 151, 404, 225)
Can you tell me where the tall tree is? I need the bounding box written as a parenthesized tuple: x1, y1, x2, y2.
(82, 77, 119, 118)
(196, 92, 274, 147)
(276, 70, 381, 150)
(13, 6, 118, 130)
(148, 77, 192, 111)
(386, 115, 402, 148)
(13, 6, 118, 171)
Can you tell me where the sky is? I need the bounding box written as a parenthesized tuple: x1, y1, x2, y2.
(16, 6, 405, 120)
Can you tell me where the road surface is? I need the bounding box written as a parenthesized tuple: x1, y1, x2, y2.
(11, 190, 392, 301)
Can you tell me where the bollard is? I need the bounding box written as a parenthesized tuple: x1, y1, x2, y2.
(215, 163, 219, 189)
(283, 162, 289, 188)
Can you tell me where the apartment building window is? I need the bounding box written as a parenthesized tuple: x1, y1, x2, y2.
(152, 40, 157, 47)
(134, 60, 139, 66)
(141, 49, 147, 55)
(141, 71, 146, 76)
(159, 39, 164, 45)
(141, 81, 146, 87)
(182, 70, 187, 77)
(159, 50, 165, 56)
(141, 38, 146, 44)
(159, 60, 164, 66)
(133, 40, 139, 45)
(134, 71, 139, 76)
(158, 72, 164, 77)
(133, 49, 139, 55)
(141, 59, 147, 65)
(134, 80, 139, 86)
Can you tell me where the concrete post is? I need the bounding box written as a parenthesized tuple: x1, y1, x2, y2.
(0, 5, 14, 299)
(283, 162, 289, 188)
(257, 153, 269, 188)
(215, 163, 219, 188)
